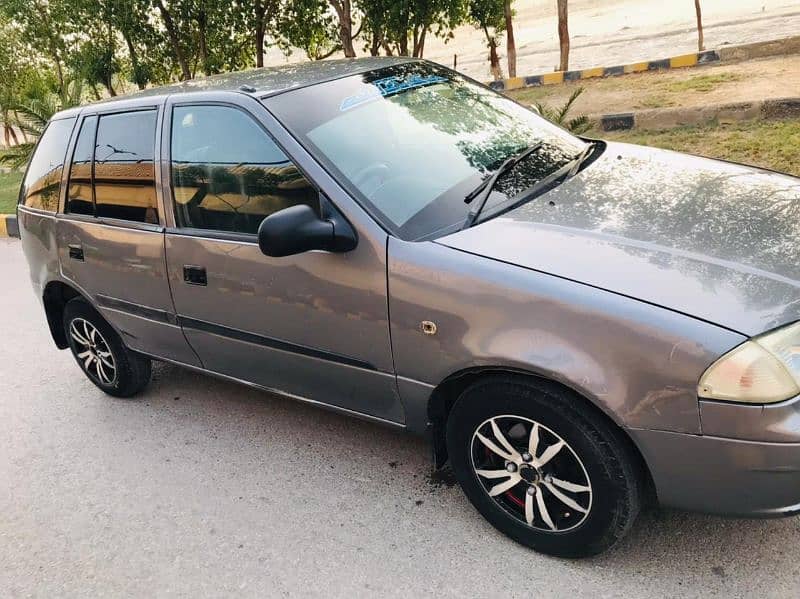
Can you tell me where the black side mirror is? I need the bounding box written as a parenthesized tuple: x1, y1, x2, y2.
(258, 202, 357, 258)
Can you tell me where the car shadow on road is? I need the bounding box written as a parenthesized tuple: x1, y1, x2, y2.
(140, 361, 800, 581)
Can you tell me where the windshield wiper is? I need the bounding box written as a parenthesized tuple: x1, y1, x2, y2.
(565, 141, 596, 178)
(461, 142, 544, 229)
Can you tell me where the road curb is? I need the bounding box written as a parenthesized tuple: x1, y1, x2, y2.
(595, 96, 800, 132)
(0, 214, 19, 238)
(490, 35, 800, 92)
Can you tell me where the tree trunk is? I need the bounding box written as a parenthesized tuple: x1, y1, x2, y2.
(330, 0, 356, 58)
(504, 1, 516, 78)
(122, 31, 146, 89)
(155, 0, 192, 80)
(196, 11, 214, 74)
(694, 0, 705, 51)
(33, 2, 65, 96)
(557, 0, 570, 72)
(104, 79, 117, 97)
(413, 26, 427, 58)
(398, 5, 410, 56)
(370, 30, 381, 56)
(255, 0, 266, 68)
(485, 28, 504, 81)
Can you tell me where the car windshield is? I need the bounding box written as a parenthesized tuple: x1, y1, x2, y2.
(265, 63, 587, 240)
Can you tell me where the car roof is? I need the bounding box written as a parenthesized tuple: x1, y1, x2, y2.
(52, 56, 418, 121)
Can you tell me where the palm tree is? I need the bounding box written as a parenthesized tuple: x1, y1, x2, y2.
(0, 79, 83, 168)
(535, 87, 592, 134)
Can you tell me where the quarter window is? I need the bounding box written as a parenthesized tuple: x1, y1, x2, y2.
(170, 105, 317, 235)
(20, 117, 76, 212)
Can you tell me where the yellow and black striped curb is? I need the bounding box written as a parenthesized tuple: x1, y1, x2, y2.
(0, 214, 19, 238)
(489, 50, 720, 92)
(596, 96, 800, 132)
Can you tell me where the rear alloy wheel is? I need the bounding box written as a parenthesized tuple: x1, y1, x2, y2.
(69, 317, 117, 387)
(63, 298, 152, 397)
(446, 377, 642, 558)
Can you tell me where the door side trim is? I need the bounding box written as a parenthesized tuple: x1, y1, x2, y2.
(178, 315, 380, 372)
(95, 293, 178, 325)
(136, 350, 405, 429)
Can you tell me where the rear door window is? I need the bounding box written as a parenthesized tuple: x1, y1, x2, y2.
(20, 117, 76, 212)
(66, 115, 97, 216)
(94, 111, 159, 223)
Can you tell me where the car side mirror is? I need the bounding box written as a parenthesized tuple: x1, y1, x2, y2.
(258, 203, 357, 258)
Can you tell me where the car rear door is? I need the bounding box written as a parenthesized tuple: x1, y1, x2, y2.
(56, 103, 199, 366)
(161, 94, 402, 424)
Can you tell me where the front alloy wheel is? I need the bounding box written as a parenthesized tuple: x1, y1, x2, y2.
(472, 415, 592, 532)
(446, 377, 643, 558)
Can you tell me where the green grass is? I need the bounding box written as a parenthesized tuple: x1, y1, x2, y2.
(0, 170, 22, 214)
(601, 118, 800, 177)
(661, 72, 741, 93)
(635, 94, 677, 109)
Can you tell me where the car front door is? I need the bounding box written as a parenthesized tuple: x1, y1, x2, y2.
(162, 95, 402, 424)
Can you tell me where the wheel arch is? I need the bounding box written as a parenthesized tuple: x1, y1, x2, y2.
(427, 367, 655, 502)
(42, 280, 86, 349)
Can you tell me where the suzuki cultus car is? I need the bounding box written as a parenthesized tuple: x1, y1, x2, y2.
(18, 58, 800, 557)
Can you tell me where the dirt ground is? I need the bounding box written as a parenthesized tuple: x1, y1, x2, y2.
(507, 54, 800, 116)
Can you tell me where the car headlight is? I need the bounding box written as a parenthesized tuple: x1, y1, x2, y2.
(698, 321, 800, 404)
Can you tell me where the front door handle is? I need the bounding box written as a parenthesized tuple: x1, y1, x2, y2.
(68, 244, 84, 261)
(183, 265, 207, 286)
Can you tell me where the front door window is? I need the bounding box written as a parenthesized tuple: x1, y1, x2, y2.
(170, 105, 318, 235)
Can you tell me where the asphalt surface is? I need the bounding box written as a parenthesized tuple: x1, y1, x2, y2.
(2, 237, 799, 598)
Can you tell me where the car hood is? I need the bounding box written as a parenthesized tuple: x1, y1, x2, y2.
(438, 141, 800, 336)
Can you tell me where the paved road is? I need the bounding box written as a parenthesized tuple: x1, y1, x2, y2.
(1, 237, 799, 598)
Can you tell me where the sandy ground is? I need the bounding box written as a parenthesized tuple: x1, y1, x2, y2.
(264, 0, 800, 81)
(507, 54, 800, 116)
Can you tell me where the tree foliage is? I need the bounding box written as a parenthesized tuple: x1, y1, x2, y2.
(0, 0, 536, 163)
(469, 0, 505, 80)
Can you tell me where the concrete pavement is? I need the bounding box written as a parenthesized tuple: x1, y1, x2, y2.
(1, 238, 799, 598)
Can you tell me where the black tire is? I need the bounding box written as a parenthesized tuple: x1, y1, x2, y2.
(63, 298, 151, 398)
(446, 376, 642, 558)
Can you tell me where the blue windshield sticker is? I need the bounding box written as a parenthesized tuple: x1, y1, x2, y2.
(340, 74, 447, 112)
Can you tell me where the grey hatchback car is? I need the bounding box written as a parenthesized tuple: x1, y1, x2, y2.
(18, 58, 800, 557)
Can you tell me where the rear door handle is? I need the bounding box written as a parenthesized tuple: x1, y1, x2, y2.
(183, 265, 207, 286)
(68, 244, 84, 261)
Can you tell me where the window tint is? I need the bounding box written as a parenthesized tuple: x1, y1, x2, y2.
(171, 105, 317, 235)
(94, 110, 158, 223)
(20, 117, 75, 211)
(66, 115, 96, 215)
